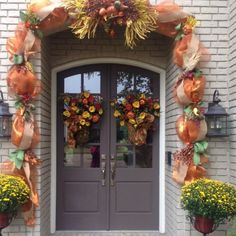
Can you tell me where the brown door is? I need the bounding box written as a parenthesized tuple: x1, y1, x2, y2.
(56, 64, 160, 231)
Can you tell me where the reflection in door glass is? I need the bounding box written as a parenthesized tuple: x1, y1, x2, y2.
(84, 72, 101, 93)
(116, 121, 129, 144)
(117, 71, 153, 97)
(64, 146, 82, 167)
(135, 145, 152, 168)
(64, 145, 100, 168)
(136, 75, 153, 95)
(116, 146, 133, 168)
(64, 75, 81, 93)
(117, 72, 134, 96)
(83, 146, 100, 168)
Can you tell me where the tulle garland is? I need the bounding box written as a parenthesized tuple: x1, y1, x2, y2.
(3, 0, 211, 226)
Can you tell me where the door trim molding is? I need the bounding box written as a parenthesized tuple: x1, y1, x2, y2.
(51, 58, 166, 234)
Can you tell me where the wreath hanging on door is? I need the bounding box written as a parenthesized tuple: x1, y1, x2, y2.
(111, 93, 160, 146)
(63, 91, 104, 148)
(2, 0, 212, 227)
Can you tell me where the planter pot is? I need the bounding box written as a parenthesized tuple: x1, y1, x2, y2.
(194, 216, 214, 234)
(0, 212, 15, 236)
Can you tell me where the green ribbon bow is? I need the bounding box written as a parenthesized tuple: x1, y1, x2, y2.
(9, 150, 25, 169)
(193, 141, 208, 166)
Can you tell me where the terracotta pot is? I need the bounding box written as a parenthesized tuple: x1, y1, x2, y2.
(0, 212, 14, 229)
(194, 216, 214, 234)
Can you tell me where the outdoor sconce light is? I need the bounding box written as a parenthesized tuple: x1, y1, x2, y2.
(204, 90, 229, 137)
(0, 91, 12, 138)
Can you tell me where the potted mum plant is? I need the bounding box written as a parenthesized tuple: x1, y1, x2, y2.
(0, 174, 30, 235)
(181, 178, 236, 234)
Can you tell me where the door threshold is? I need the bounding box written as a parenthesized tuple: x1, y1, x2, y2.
(51, 231, 166, 236)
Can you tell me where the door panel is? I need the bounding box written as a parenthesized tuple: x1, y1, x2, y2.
(56, 64, 159, 231)
(109, 65, 159, 230)
(56, 65, 109, 230)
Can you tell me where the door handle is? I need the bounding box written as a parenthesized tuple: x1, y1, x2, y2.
(101, 154, 106, 186)
(110, 154, 116, 186)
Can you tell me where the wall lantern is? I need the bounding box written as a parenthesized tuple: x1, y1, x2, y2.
(0, 91, 12, 138)
(204, 90, 229, 137)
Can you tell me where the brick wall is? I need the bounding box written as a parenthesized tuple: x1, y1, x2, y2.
(229, 0, 236, 186)
(165, 0, 231, 235)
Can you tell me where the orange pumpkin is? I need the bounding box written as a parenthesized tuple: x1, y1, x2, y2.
(176, 115, 207, 144)
(11, 109, 40, 150)
(174, 75, 206, 105)
(7, 65, 41, 98)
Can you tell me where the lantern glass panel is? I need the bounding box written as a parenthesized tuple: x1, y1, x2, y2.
(0, 116, 11, 137)
(206, 115, 228, 137)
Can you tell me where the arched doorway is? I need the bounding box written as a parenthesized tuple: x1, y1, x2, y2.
(56, 64, 160, 230)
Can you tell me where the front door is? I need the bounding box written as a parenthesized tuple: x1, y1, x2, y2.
(56, 64, 160, 231)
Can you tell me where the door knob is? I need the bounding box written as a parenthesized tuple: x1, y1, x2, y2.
(101, 154, 106, 186)
(110, 154, 116, 186)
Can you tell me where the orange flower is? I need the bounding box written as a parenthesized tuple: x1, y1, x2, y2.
(127, 111, 135, 119)
(153, 102, 160, 110)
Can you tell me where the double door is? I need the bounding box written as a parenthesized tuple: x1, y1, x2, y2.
(56, 64, 160, 230)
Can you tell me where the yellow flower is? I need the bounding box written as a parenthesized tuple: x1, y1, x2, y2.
(140, 94, 146, 99)
(89, 106, 95, 113)
(122, 99, 127, 106)
(153, 102, 160, 110)
(80, 119, 86, 125)
(82, 111, 90, 118)
(129, 119, 136, 124)
(83, 91, 90, 98)
(114, 110, 121, 118)
(99, 109, 103, 115)
(132, 101, 140, 108)
(63, 110, 71, 117)
(139, 112, 146, 120)
(86, 121, 91, 126)
(120, 120, 125, 126)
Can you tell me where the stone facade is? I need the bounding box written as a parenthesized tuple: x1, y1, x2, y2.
(0, 0, 234, 236)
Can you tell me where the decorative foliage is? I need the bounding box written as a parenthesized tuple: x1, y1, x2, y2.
(0, 174, 30, 213)
(175, 16, 198, 41)
(63, 0, 158, 48)
(63, 91, 103, 147)
(111, 93, 160, 145)
(181, 179, 236, 225)
(111, 93, 160, 129)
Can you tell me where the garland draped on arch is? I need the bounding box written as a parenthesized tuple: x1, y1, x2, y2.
(2, 0, 210, 226)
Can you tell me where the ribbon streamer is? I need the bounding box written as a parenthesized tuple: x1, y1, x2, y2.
(6, 23, 41, 61)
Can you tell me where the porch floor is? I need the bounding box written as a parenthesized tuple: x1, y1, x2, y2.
(51, 232, 166, 236)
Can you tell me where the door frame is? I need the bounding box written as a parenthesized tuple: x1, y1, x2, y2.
(51, 58, 166, 234)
